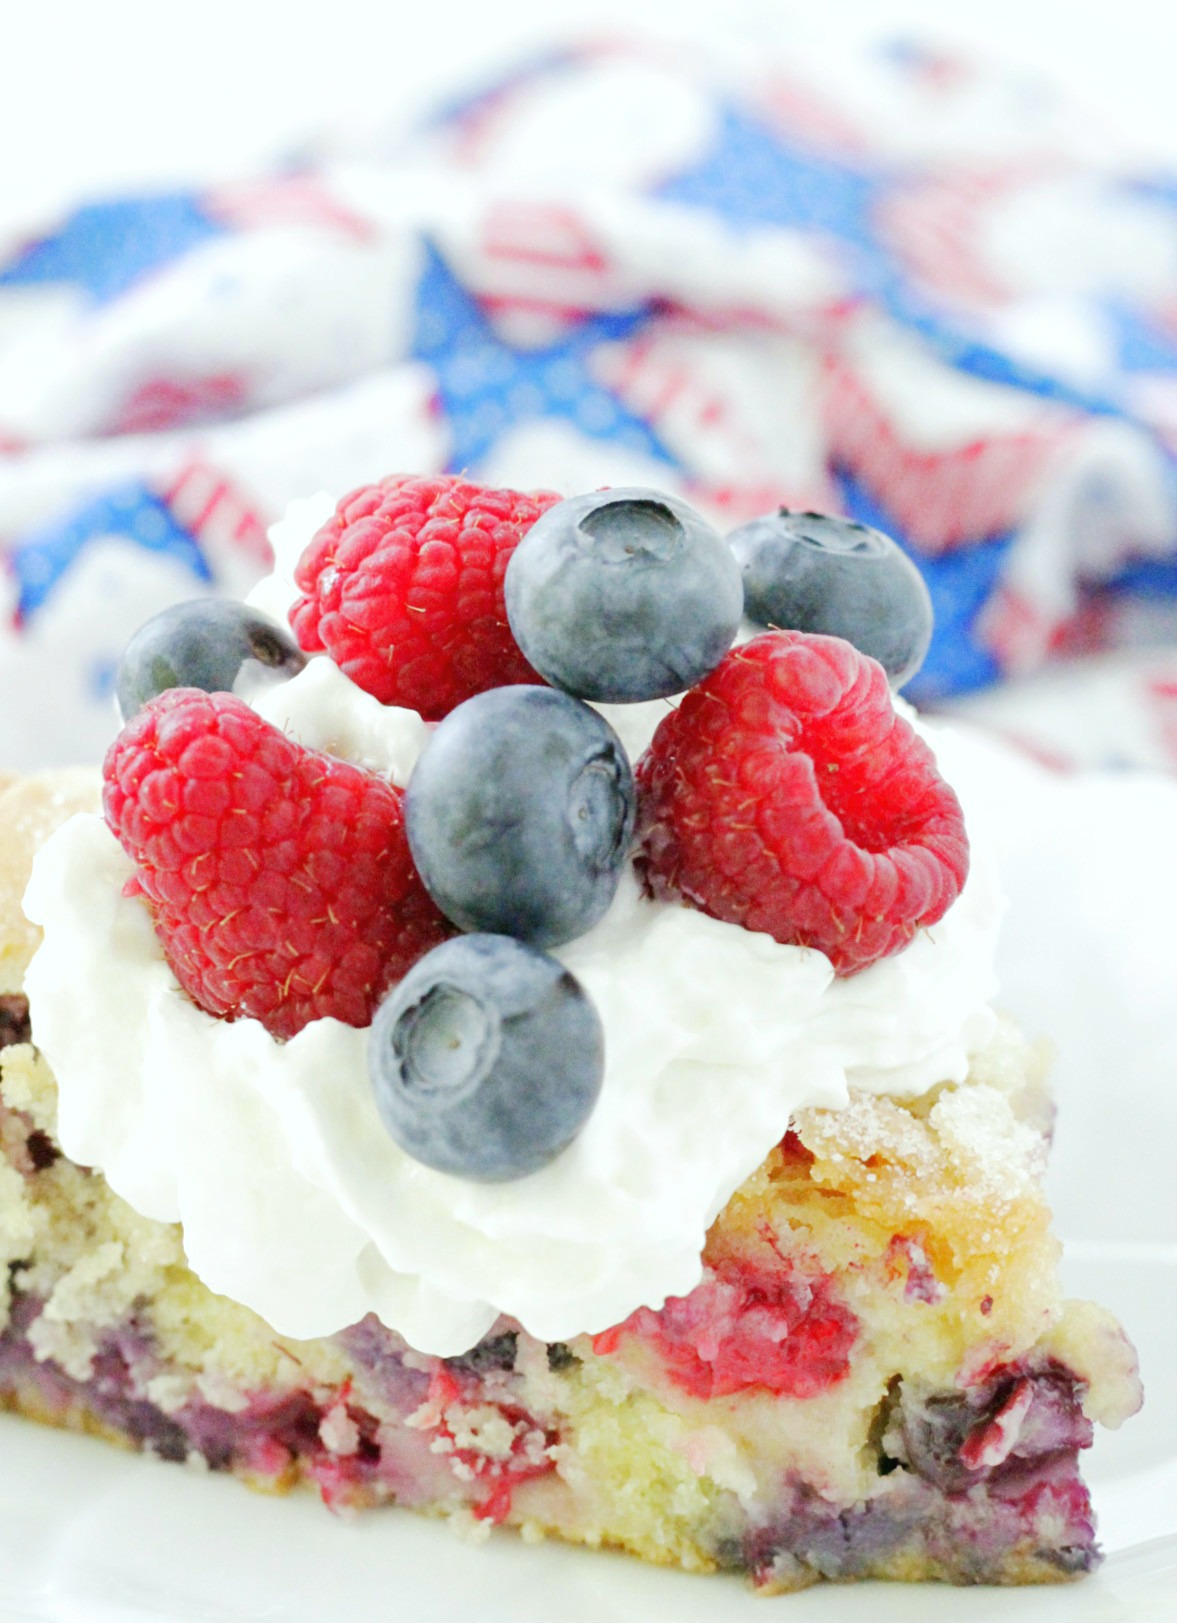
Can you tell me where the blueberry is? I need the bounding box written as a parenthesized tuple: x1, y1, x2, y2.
(116, 599, 306, 720)
(504, 487, 743, 703)
(370, 934, 604, 1181)
(728, 509, 933, 687)
(405, 686, 635, 948)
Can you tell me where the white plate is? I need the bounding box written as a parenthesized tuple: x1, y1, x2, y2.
(1, 742, 1175, 1621)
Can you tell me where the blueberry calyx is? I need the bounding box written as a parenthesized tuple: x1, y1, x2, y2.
(397, 983, 499, 1094)
(728, 508, 933, 688)
(576, 496, 683, 562)
(405, 686, 635, 948)
(505, 487, 743, 703)
(116, 599, 307, 721)
(370, 934, 604, 1181)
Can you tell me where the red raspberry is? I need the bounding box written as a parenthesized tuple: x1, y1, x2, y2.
(634, 632, 969, 975)
(592, 1264, 857, 1400)
(103, 689, 453, 1040)
(289, 474, 561, 720)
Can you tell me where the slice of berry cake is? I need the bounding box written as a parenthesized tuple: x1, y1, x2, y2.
(0, 480, 1143, 1592)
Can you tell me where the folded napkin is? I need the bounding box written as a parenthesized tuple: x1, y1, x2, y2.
(3, 33, 1176, 768)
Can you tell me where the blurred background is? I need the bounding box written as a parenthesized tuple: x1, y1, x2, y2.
(4, 0, 1177, 768)
(2, 0, 1176, 1274)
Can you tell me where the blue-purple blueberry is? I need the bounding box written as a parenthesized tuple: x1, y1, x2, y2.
(504, 487, 743, 703)
(728, 509, 933, 687)
(405, 685, 635, 948)
(116, 599, 306, 720)
(369, 933, 604, 1181)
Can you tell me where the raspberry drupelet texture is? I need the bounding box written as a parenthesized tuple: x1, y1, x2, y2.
(289, 474, 562, 720)
(634, 631, 969, 975)
(102, 689, 453, 1039)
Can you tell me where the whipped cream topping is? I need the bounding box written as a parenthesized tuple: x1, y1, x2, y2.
(24, 646, 1001, 1356)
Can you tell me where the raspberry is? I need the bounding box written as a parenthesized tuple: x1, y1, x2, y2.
(634, 631, 969, 975)
(289, 474, 562, 720)
(103, 689, 453, 1040)
(592, 1264, 857, 1400)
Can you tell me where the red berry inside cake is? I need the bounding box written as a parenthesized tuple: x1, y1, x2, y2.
(0, 479, 1141, 1592)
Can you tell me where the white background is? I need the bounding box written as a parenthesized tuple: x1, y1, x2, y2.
(3, 0, 1177, 225)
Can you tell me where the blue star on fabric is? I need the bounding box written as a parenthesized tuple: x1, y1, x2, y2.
(12, 482, 211, 623)
(410, 243, 679, 473)
(0, 195, 225, 306)
(659, 103, 879, 243)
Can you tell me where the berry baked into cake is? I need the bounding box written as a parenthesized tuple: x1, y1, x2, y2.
(0, 477, 1141, 1593)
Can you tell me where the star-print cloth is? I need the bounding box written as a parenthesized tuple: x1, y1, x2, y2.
(3, 33, 1177, 770)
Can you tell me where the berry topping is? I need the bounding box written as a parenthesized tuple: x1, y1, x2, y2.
(370, 934, 604, 1181)
(634, 632, 968, 975)
(406, 686, 635, 948)
(103, 689, 452, 1039)
(116, 599, 307, 721)
(288, 474, 561, 720)
(504, 487, 743, 703)
(728, 509, 933, 687)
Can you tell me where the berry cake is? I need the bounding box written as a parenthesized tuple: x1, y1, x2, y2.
(0, 477, 1142, 1593)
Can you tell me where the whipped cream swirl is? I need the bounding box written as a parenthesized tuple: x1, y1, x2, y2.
(23, 643, 1001, 1359)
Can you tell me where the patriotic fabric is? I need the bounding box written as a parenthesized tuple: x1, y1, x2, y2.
(3, 34, 1177, 770)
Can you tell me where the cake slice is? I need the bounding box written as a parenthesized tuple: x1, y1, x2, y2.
(0, 480, 1144, 1593)
(0, 769, 1140, 1592)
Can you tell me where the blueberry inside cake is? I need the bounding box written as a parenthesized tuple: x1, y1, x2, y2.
(0, 480, 1142, 1592)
